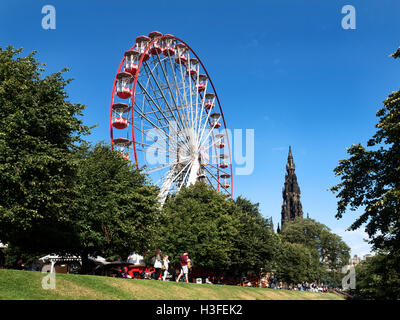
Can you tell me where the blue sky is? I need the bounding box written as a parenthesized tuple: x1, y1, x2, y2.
(2, 0, 399, 257)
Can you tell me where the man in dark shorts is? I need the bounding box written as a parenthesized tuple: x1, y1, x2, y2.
(176, 250, 189, 283)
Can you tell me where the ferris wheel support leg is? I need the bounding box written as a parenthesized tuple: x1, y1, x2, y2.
(187, 157, 200, 186)
(158, 168, 175, 207)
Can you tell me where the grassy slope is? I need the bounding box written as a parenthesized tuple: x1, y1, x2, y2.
(0, 269, 343, 300)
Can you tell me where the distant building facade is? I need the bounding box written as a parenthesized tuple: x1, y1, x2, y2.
(348, 254, 373, 267)
(349, 254, 361, 267)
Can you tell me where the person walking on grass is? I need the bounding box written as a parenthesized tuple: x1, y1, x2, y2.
(162, 255, 170, 281)
(176, 250, 189, 283)
(152, 249, 163, 280)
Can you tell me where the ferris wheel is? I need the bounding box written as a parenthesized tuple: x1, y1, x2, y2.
(110, 32, 233, 205)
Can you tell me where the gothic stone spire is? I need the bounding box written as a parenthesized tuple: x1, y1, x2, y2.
(286, 146, 295, 173)
(281, 146, 303, 228)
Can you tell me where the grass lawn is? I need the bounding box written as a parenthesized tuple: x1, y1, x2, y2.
(0, 269, 344, 300)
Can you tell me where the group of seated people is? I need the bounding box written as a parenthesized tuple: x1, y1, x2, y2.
(4, 258, 43, 271)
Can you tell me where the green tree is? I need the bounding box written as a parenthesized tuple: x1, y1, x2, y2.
(280, 218, 350, 284)
(156, 182, 240, 271)
(354, 253, 400, 300)
(230, 196, 276, 276)
(330, 47, 400, 298)
(331, 49, 400, 255)
(275, 241, 318, 284)
(0, 47, 90, 254)
(70, 143, 159, 272)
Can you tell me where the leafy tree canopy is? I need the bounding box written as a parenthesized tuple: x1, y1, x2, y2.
(280, 218, 350, 270)
(70, 143, 159, 268)
(0, 46, 90, 253)
(230, 196, 277, 276)
(275, 241, 319, 284)
(280, 218, 350, 284)
(155, 184, 279, 277)
(156, 182, 240, 271)
(331, 48, 400, 254)
(354, 252, 400, 300)
(0, 48, 159, 272)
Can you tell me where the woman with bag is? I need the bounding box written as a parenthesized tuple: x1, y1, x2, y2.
(152, 249, 163, 280)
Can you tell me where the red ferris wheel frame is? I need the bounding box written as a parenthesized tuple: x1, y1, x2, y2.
(110, 34, 233, 198)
